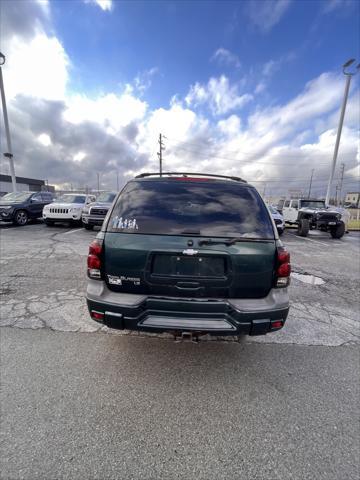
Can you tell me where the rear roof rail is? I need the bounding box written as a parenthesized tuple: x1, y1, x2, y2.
(135, 172, 247, 183)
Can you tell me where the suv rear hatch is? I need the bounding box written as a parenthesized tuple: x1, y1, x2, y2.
(103, 178, 276, 299)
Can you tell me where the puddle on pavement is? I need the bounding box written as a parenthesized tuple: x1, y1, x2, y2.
(291, 272, 325, 285)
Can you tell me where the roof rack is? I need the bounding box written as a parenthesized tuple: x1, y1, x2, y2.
(135, 172, 247, 183)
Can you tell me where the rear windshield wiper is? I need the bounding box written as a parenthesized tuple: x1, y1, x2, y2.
(181, 229, 201, 235)
(199, 237, 273, 246)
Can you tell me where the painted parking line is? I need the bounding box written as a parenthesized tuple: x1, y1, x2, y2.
(62, 228, 84, 235)
(286, 232, 329, 246)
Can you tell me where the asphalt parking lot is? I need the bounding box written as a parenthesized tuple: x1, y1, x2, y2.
(1, 222, 359, 479)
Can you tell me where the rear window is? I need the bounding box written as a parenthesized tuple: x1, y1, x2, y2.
(107, 180, 274, 239)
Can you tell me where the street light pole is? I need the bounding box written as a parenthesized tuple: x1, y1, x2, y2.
(325, 59, 359, 206)
(308, 169, 314, 199)
(0, 52, 16, 192)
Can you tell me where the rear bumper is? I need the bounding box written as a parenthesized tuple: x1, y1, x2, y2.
(86, 280, 290, 336)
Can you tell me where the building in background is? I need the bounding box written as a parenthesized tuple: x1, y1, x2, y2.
(345, 192, 360, 207)
(0, 174, 55, 196)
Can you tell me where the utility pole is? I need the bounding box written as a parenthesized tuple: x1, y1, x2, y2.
(338, 162, 345, 206)
(0, 52, 16, 192)
(262, 182, 267, 198)
(325, 59, 359, 206)
(308, 169, 314, 198)
(335, 185, 339, 206)
(157, 133, 165, 176)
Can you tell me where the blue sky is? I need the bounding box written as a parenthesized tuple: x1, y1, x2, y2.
(1, 0, 359, 196)
(54, 0, 359, 109)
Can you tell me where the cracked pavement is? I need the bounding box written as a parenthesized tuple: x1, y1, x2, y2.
(0, 223, 359, 345)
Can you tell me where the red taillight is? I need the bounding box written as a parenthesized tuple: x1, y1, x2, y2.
(89, 240, 102, 256)
(271, 320, 283, 330)
(87, 239, 103, 279)
(91, 310, 104, 321)
(87, 254, 101, 269)
(275, 246, 291, 287)
(278, 262, 291, 277)
(277, 249, 290, 264)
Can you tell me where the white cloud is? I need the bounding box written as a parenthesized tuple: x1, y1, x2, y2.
(322, 0, 355, 14)
(133, 67, 159, 95)
(85, 0, 113, 11)
(246, 0, 292, 33)
(73, 152, 87, 162)
(64, 92, 147, 132)
(255, 82, 266, 94)
(4, 33, 69, 101)
(211, 48, 241, 68)
(217, 115, 241, 137)
(185, 76, 253, 115)
(38, 133, 52, 146)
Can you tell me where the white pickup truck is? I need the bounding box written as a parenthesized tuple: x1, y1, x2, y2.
(279, 198, 346, 239)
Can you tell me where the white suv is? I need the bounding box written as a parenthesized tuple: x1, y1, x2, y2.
(43, 194, 96, 226)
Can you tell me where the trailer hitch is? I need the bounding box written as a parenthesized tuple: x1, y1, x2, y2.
(173, 331, 200, 343)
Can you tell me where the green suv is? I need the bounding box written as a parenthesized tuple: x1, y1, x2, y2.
(86, 173, 290, 336)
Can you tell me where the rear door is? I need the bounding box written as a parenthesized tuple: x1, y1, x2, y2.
(28, 193, 43, 218)
(103, 179, 276, 299)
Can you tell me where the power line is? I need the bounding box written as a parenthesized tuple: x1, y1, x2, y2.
(166, 144, 339, 167)
(165, 136, 347, 158)
(248, 176, 356, 183)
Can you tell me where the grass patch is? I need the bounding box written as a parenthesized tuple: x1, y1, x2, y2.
(348, 219, 360, 230)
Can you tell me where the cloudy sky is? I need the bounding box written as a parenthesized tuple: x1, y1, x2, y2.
(0, 0, 359, 197)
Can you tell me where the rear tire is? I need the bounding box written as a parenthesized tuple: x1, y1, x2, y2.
(277, 228, 284, 236)
(13, 210, 28, 226)
(330, 221, 345, 239)
(297, 218, 309, 237)
(84, 223, 93, 230)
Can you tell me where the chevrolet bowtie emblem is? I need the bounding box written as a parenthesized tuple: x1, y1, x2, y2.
(182, 249, 198, 255)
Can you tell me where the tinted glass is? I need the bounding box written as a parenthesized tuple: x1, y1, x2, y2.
(96, 192, 116, 203)
(107, 180, 274, 238)
(41, 193, 53, 201)
(57, 195, 86, 204)
(0, 192, 32, 202)
(268, 206, 279, 215)
(300, 200, 326, 209)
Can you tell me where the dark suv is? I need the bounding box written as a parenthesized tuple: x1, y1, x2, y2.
(86, 173, 290, 337)
(0, 191, 54, 226)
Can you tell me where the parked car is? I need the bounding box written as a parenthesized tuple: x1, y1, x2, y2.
(0, 191, 54, 226)
(86, 173, 290, 338)
(268, 205, 285, 235)
(281, 198, 345, 238)
(82, 191, 117, 230)
(42, 193, 96, 226)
